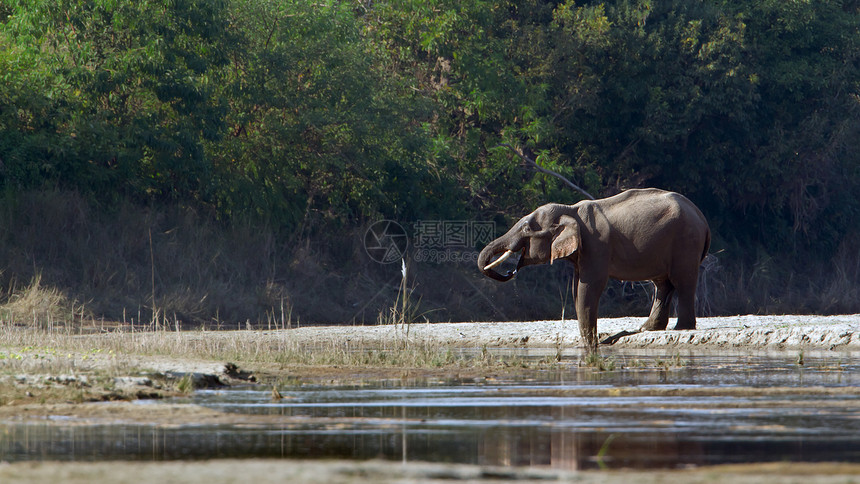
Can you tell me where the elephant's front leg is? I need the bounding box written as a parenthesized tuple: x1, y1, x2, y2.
(575, 276, 608, 350)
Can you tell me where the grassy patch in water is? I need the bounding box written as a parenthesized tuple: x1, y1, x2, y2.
(0, 324, 562, 377)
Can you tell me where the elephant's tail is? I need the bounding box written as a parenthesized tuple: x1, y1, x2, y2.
(701, 228, 711, 263)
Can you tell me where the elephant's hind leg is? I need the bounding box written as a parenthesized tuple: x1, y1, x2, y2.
(673, 274, 698, 330)
(640, 279, 674, 331)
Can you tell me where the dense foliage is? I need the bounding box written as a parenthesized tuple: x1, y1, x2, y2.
(2, 0, 859, 256)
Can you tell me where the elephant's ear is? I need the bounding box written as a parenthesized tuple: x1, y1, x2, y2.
(550, 215, 580, 264)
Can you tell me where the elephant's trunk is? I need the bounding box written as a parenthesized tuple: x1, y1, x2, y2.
(477, 243, 518, 282)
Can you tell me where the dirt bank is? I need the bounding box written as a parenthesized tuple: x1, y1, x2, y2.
(1, 315, 857, 408)
(276, 315, 860, 351)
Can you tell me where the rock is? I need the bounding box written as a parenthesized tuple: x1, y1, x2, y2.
(164, 371, 224, 389)
(113, 377, 153, 389)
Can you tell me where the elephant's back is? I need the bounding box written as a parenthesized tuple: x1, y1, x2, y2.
(605, 188, 707, 226)
(597, 188, 710, 261)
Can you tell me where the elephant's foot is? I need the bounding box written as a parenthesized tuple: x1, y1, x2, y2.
(640, 318, 669, 332)
(674, 319, 696, 330)
(577, 318, 598, 350)
(582, 335, 598, 351)
(579, 329, 598, 350)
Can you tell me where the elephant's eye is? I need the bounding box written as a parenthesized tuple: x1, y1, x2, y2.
(521, 223, 531, 233)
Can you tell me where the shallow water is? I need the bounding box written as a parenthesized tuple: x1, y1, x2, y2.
(2, 350, 860, 469)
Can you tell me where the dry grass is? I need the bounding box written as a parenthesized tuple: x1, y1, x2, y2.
(699, 240, 860, 316)
(0, 325, 527, 373)
(0, 189, 544, 327)
(0, 274, 83, 330)
(0, 268, 516, 374)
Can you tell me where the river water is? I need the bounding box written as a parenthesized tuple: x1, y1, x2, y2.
(2, 350, 860, 469)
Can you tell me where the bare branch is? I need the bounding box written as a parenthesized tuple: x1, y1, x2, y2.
(493, 144, 595, 200)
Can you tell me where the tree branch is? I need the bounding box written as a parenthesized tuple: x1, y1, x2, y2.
(493, 144, 595, 200)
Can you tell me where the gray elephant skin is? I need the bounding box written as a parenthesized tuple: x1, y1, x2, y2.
(477, 188, 710, 349)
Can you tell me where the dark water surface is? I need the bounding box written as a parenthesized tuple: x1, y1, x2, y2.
(2, 350, 860, 469)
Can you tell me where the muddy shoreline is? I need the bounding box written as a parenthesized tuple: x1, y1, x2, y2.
(2, 315, 859, 482)
(2, 315, 858, 409)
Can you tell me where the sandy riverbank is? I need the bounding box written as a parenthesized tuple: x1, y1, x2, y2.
(259, 315, 860, 351)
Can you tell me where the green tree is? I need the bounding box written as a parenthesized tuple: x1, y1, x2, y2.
(366, 0, 859, 256)
(1, 0, 232, 201)
(212, 0, 453, 228)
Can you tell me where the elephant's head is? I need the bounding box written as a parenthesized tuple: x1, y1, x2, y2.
(477, 204, 580, 282)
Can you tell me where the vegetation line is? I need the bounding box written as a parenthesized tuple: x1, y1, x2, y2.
(0, 1, 857, 323)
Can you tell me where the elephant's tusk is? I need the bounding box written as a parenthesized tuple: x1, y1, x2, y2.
(483, 250, 516, 271)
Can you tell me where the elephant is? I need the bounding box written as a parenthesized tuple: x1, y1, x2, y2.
(477, 188, 710, 349)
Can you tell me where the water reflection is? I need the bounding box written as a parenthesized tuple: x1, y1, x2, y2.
(2, 351, 860, 469)
(3, 414, 860, 469)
